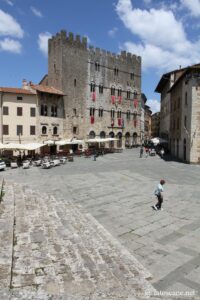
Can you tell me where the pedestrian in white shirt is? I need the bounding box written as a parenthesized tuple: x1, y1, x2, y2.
(153, 179, 166, 211)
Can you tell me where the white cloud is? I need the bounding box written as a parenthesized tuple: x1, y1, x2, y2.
(180, 0, 200, 17)
(0, 38, 22, 53)
(116, 0, 200, 72)
(116, 0, 188, 52)
(123, 42, 192, 72)
(146, 99, 160, 113)
(38, 32, 52, 56)
(0, 9, 24, 38)
(108, 27, 118, 37)
(30, 6, 43, 18)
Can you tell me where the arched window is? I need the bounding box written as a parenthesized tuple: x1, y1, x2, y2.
(118, 88, 122, 97)
(111, 86, 115, 96)
(126, 110, 131, 120)
(89, 131, 95, 139)
(99, 84, 104, 94)
(100, 131, 106, 138)
(133, 132, 138, 145)
(109, 131, 115, 148)
(114, 67, 119, 76)
(117, 110, 122, 118)
(99, 107, 103, 117)
(95, 62, 100, 71)
(42, 126, 47, 135)
(53, 126, 58, 135)
(111, 108, 115, 119)
(90, 107, 95, 116)
(125, 132, 130, 147)
(127, 90, 131, 99)
(133, 91, 138, 99)
(117, 132, 122, 148)
(90, 82, 95, 92)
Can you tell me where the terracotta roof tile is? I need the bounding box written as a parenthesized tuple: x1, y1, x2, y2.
(0, 87, 36, 95)
(32, 85, 64, 95)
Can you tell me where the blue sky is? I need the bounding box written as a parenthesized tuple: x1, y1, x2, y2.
(1, 0, 200, 113)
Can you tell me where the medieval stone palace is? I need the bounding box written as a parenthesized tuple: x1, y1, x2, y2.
(47, 30, 142, 147)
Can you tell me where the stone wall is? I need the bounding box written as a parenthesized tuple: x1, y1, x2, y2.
(48, 30, 142, 146)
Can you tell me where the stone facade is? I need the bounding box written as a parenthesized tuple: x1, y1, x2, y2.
(48, 30, 142, 147)
(167, 65, 200, 163)
(144, 104, 152, 140)
(155, 69, 185, 141)
(151, 112, 160, 138)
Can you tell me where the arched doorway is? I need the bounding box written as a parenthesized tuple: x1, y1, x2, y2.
(89, 130, 96, 139)
(133, 132, 138, 146)
(117, 132, 122, 148)
(183, 138, 186, 161)
(109, 131, 114, 148)
(125, 132, 130, 148)
(100, 131, 106, 138)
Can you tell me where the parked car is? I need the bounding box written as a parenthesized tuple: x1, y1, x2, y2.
(0, 160, 6, 171)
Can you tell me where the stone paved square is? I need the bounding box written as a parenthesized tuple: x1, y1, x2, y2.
(1, 149, 200, 299)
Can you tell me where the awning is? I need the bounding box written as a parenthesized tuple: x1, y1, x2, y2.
(86, 138, 118, 143)
(43, 140, 55, 145)
(0, 143, 45, 150)
(55, 139, 84, 146)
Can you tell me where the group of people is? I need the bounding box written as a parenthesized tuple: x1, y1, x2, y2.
(139, 146, 165, 158)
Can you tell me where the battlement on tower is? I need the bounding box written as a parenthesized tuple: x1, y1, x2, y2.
(49, 30, 141, 63)
(88, 46, 141, 64)
(50, 30, 87, 49)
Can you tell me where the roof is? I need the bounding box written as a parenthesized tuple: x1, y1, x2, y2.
(155, 63, 200, 93)
(0, 87, 35, 95)
(32, 84, 64, 95)
(168, 64, 200, 93)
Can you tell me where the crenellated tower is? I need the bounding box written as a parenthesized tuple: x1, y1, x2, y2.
(48, 30, 142, 145)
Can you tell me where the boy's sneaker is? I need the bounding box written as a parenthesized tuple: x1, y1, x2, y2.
(153, 205, 158, 211)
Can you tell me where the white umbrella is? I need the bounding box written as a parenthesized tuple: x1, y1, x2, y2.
(44, 140, 55, 145)
(0, 143, 45, 150)
(151, 137, 168, 145)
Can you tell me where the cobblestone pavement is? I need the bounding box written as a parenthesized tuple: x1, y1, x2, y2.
(0, 149, 200, 299)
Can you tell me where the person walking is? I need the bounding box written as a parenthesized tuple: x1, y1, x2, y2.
(153, 179, 166, 211)
(145, 147, 149, 158)
(139, 146, 144, 158)
(160, 148, 165, 158)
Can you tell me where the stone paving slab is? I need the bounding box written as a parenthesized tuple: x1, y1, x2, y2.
(0, 182, 159, 299)
(1, 149, 200, 299)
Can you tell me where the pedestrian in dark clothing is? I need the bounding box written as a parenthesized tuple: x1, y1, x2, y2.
(140, 146, 144, 158)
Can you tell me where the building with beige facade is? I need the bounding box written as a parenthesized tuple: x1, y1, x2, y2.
(0, 83, 65, 154)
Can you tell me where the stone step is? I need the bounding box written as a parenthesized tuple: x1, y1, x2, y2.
(1, 182, 159, 299)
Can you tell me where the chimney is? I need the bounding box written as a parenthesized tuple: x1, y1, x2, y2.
(22, 79, 28, 89)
